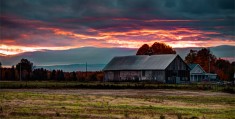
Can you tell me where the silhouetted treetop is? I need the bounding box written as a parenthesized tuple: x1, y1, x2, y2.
(136, 42, 176, 55)
(16, 59, 33, 73)
(136, 44, 150, 55)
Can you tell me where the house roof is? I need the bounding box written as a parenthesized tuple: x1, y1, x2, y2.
(188, 63, 206, 74)
(188, 64, 198, 70)
(103, 54, 178, 71)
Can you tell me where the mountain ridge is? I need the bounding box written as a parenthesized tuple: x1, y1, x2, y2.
(1, 45, 234, 68)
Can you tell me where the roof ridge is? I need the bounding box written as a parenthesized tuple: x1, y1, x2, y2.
(103, 54, 179, 71)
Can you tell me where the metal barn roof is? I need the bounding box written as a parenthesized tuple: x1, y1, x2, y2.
(103, 54, 178, 71)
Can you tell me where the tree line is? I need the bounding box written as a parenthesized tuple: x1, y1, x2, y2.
(0, 42, 234, 81)
(0, 59, 103, 81)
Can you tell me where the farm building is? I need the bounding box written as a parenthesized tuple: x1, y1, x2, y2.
(189, 64, 217, 82)
(103, 54, 190, 83)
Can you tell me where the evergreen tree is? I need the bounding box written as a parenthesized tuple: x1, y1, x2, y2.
(11, 65, 16, 80)
(16, 59, 33, 80)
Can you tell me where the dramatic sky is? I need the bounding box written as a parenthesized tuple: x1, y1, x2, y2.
(0, 0, 235, 56)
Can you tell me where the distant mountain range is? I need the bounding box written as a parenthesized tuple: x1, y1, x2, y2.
(1, 45, 234, 71)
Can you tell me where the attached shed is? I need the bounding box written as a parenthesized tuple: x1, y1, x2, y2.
(103, 54, 190, 84)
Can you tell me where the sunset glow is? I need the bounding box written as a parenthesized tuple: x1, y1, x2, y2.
(1, 25, 234, 56)
(0, 0, 234, 57)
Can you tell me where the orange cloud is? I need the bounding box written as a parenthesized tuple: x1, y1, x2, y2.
(144, 19, 200, 22)
(1, 25, 234, 56)
(0, 45, 74, 56)
(38, 27, 108, 40)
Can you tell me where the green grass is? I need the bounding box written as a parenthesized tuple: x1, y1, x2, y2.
(0, 90, 234, 119)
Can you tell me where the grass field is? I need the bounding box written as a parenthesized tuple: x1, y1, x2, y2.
(1, 81, 234, 94)
(0, 89, 234, 119)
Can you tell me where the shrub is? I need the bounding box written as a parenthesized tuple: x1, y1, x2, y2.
(124, 110, 129, 118)
(160, 114, 165, 119)
(177, 113, 182, 119)
(56, 111, 60, 116)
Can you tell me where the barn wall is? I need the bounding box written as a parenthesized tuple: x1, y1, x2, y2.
(166, 56, 190, 83)
(167, 56, 188, 70)
(141, 71, 152, 80)
(104, 71, 114, 81)
(120, 71, 141, 81)
(152, 70, 165, 83)
(105, 70, 166, 82)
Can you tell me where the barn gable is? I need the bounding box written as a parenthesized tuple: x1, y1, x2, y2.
(166, 55, 191, 71)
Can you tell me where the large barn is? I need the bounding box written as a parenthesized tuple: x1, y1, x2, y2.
(103, 54, 190, 84)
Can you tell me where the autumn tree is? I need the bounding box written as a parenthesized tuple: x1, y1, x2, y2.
(136, 42, 176, 55)
(196, 48, 217, 73)
(136, 44, 151, 55)
(150, 42, 176, 55)
(185, 50, 197, 64)
(71, 71, 77, 81)
(185, 48, 234, 81)
(215, 58, 234, 81)
(185, 48, 216, 73)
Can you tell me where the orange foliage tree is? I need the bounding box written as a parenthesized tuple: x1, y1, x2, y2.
(136, 42, 176, 55)
(185, 48, 234, 81)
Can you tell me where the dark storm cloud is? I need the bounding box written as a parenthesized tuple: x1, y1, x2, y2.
(0, 0, 234, 49)
(1, 0, 234, 19)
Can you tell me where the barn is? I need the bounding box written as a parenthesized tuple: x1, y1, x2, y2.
(103, 54, 190, 84)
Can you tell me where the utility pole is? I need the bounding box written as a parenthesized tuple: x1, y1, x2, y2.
(86, 62, 87, 78)
(209, 56, 210, 73)
(208, 48, 210, 81)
